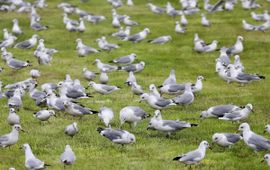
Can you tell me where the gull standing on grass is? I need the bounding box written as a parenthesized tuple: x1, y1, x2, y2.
(173, 83, 194, 105)
(123, 28, 150, 43)
(88, 81, 120, 95)
(33, 110, 56, 123)
(8, 88, 23, 109)
(162, 69, 177, 86)
(239, 123, 270, 151)
(219, 103, 253, 122)
(12, 19, 23, 35)
(191, 76, 205, 93)
(225, 36, 244, 55)
(147, 3, 165, 14)
(201, 13, 211, 27)
(140, 93, 175, 110)
(93, 59, 118, 72)
(126, 71, 136, 83)
(65, 122, 79, 137)
(97, 127, 135, 146)
(110, 53, 137, 65)
(149, 84, 161, 98)
(21, 143, 50, 170)
(126, 81, 144, 95)
(14, 34, 38, 49)
(120, 106, 149, 128)
(63, 101, 98, 117)
(0, 125, 24, 148)
(212, 133, 242, 147)
(98, 107, 114, 127)
(5, 55, 31, 70)
(264, 125, 270, 134)
(175, 21, 186, 33)
(60, 145, 76, 167)
(82, 68, 97, 81)
(119, 61, 145, 72)
(99, 70, 109, 84)
(226, 64, 265, 84)
(173, 141, 211, 168)
(7, 108, 20, 126)
(148, 35, 172, 44)
(147, 110, 198, 137)
(200, 104, 240, 119)
(76, 38, 99, 57)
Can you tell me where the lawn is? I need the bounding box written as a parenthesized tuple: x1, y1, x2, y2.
(0, 0, 270, 169)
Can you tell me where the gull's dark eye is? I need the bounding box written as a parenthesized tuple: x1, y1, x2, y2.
(215, 137, 218, 140)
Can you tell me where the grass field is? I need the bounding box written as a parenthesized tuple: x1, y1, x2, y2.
(0, 0, 270, 169)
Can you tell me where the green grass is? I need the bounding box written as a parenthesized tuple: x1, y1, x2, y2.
(0, 0, 270, 169)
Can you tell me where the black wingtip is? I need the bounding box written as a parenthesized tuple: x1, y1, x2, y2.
(91, 110, 99, 114)
(44, 163, 51, 167)
(157, 85, 163, 88)
(259, 75, 265, 79)
(96, 127, 104, 133)
(173, 156, 181, 161)
(191, 123, 198, 127)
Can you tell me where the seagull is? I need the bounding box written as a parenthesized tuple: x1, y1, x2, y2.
(83, 14, 106, 24)
(175, 21, 186, 33)
(123, 16, 139, 26)
(200, 104, 240, 119)
(126, 71, 136, 83)
(238, 122, 270, 151)
(119, 61, 145, 72)
(96, 127, 135, 146)
(93, 59, 118, 72)
(76, 38, 99, 57)
(162, 69, 177, 86)
(21, 143, 50, 170)
(255, 20, 270, 32)
(77, 18, 85, 32)
(12, 19, 23, 35)
(112, 14, 121, 28)
(112, 26, 131, 39)
(212, 133, 242, 147)
(88, 81, 120, 95)
(226, 64, 265, 84)
(60, 145, 76, 167)
(120, 106, 149, 128)
(8, 88, 23, 109)
(30, 17, 49, 31)
(147, 110, 198, 137)
(242, 20, 256, 31)
(5, 55, 31, 70)
(173, 140, 210, 167)
(123, 28, 150, 43)
(14, 34, 38, 49)
(33, 110, 56, 123)
(225, 36, 244, 56)
(0, 35, 17, 48)
(46, 92, 65, 111)
(82, 68, 97, 81)
(98, 107, 114, 127)
(159, 83, 185, 95)
(180, 14, 188, 26)
(63, 101, 98, 117)
(140, 93, 175, 110)
(109, 53, 137, 65)
(126, 81, 144, 95)
(148, 35, 172, 44)
(233, 55, 244, 71)
(219, 103, 253, 122)
(147, 3, 165, 14)
(96, 37, 120, 51)
(149, 84, 161, 98)
(201, 13, 211, 27)
(29, 69, 41, 79)
(191, 76, 205, 93)
(173, 83, 194, 105)
(0, 124, 24, 148)
(65, 122, 79, 137)
(263, 154, 270, 166)
(100, 70, 109, 84)
(7, 108, 20, 126)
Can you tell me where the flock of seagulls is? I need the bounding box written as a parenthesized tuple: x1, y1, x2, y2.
(0, 0, 269, 169)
